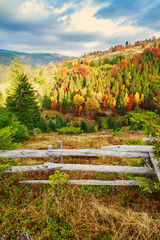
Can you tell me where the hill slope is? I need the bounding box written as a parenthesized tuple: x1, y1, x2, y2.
(0, 49, 71, 68)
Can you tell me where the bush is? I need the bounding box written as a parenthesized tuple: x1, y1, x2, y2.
(12, 122, 29, 142)
(89, 124, 96, 133)
(56, 127, 83, 135)
(0, 108, 29, 143)
(0, 126, 20, 150)
(116, 119, 122, 130)
(48, 120, 56, 132)
(56, 115, 64, 129)
(97, 118, 102, 131)
(107, 115, 116, 130)
(81, 120, 89, 133)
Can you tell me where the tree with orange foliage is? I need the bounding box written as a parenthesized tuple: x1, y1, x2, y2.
(120, 59, 128, 69)
(61, 67, 68, 77)
(102, 95, 110, 109)
(111, 65, 120, 78)
(141, 42, 147, 48)
(125, 94, 135, 111)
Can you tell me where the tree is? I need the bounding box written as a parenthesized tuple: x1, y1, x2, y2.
(84, 97, 100, 116)
(6, 58, 42, 130)
(42, 95, 52, 110)
(72, 94, 84, 108)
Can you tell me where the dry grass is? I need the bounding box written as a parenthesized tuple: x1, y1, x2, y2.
(1, 131, 160, 239)
(12, 185, 159, 239)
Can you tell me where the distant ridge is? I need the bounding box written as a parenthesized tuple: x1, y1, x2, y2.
(0, 49, 72, 68)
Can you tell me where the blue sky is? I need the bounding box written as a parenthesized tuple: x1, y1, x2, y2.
(0, 0, 160, 56)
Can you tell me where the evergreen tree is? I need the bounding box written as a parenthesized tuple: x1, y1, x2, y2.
(6, 58, 42, 130)
(42, 95, 51, 110)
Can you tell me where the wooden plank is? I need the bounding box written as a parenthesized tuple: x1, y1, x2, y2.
(69, 180, 140, 186)
(5, 164, 62, 173)
(101, 145, 153, 153)
(6, 163, 155, 175)
(149, 153, 160, 182)
(19, 179, 140, 186)
(0, 149, 149, 159)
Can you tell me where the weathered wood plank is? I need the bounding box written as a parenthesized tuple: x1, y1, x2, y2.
(149, 153, 160, 182)
(19, 179, 140, 186)
(5, 164, 62, 172)
(0, 149, 149, 159)
(6, 163, 155, 175)
(101, 145, 153, 153)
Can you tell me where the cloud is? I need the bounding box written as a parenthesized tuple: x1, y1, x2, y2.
(66, 3, 143, 38)
(19, 0, 49, 20)
(0, 0, 159, 57)
(94, 0, 160, 30)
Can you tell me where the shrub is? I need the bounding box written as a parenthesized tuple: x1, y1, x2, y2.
(89, 124, 96, 132)
(116, 119, 122, 130)
(48, 120, 56, 132)
(11, 122, 29, 142)
(56, 115, 64, 129)
(130, 112, 160, 136)
(0, 108, 29, 143)
(81, 120, 89, 133)
(97, 118, 102, 131)
(107, 115, 116, 130)
(56, 127, 83, 135)
(0, 126, 20, 150)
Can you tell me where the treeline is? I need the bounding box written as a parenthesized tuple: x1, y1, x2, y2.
(38, 46, 160, 116)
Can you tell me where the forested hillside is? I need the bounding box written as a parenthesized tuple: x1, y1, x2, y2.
(36, 44, 160, 117)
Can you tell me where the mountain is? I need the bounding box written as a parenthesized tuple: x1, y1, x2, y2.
(0, 49, 72, 68)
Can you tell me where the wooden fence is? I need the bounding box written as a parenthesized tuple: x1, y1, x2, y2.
(1, 141, 160, 186)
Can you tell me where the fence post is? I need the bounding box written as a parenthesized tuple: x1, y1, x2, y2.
(56, 140, 63, 164)
(48, 145, 55, 174)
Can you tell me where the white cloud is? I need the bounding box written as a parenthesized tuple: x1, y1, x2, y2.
(54, 3, 72, 14)
(19, 0, 49, 20)
(66, 3, 143, 38)
(58, 15, 68, 22)
(83, 41, 99, 48)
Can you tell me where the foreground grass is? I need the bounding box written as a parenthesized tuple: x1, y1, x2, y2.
(1, 131, 160, 239)
(1, 177, 160, 240)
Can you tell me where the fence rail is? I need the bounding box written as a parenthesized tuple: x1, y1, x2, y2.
(2, 143, 160, 186)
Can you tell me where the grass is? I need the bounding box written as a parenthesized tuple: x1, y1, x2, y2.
(1, 131, 160, 239)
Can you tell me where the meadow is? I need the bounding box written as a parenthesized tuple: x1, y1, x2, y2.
(1, 131, 160, 240)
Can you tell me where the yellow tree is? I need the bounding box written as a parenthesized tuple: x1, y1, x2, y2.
(124, 93, 130, 107)
(135, 92, 140, 106)
(72, 94, 85, 116)
(84, 97, 100, 116)
(72, 94, 85, 108)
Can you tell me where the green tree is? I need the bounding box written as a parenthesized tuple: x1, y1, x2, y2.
(42, 95, 52, 110)
(6, 58, 42, 130)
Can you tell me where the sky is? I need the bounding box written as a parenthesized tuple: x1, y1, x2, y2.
(0, 0, 160, 57)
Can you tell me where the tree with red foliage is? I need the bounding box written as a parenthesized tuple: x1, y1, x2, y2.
(120, 59, 128, 69)
(111, 65, 120, 78)
(102, 94, 110, 109)
(125, 94, 135, 111)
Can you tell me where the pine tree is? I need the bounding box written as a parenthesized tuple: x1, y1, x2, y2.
(6, 58, 42, 130)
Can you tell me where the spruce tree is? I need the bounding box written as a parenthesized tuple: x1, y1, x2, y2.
(6, 58, 41, 130)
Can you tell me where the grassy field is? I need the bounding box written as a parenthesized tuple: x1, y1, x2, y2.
(1, 131, 160, 239)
